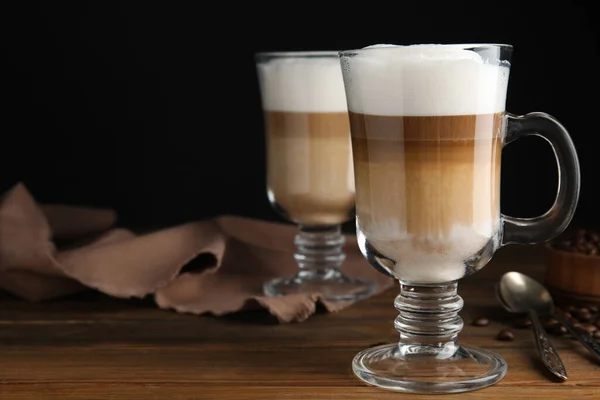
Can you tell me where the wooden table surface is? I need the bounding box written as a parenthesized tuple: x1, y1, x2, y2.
(1, 245, 599, 399)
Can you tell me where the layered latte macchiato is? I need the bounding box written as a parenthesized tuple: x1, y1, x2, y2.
(257, 56, 354, 226)
(341, 45, 510, 283)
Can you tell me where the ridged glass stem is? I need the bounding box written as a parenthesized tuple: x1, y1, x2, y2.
(295, 225, 345, 279)
(394, 282, 464, 359)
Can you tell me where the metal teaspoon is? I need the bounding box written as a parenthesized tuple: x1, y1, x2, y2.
(497, 271, 568, 381)
(498, 271, 600, 363)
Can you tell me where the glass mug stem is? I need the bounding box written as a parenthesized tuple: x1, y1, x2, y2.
(394, 282, 463, 358)
(263, 223, 377, 301)
(294, 225, 346, 280)
(354, 280, 507, 394)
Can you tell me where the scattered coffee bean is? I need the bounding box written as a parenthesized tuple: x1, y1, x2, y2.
(542, 317, 558, 329)
(562, 311, 573, 320)
(576, 310, 593, 323)
(580, 323, 597, 334)
(472, 316, 490, 327)
(551, 324, 568, 335)
(497, 329, 515, 341)
(514, 317, 532, 329)
(567, 305, 578, 313)
(594, 330, 600, 339)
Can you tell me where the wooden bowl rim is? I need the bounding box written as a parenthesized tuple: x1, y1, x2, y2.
(545, 243, 600, 262)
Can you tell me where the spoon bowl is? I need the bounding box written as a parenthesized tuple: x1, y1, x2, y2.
(497, 271, 555, 316)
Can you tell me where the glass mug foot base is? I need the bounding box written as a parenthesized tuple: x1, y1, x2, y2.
(352, 343, 507, 394)
(263, 272, 377, 302)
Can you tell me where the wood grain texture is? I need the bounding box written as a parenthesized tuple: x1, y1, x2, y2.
(1, 245, 600, 399)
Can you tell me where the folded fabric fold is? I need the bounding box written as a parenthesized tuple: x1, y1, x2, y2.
(0, 183, 393, 322)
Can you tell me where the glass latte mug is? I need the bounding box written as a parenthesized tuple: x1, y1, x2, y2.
(339, 44, 580, 394)
(255, 51, 377, 301)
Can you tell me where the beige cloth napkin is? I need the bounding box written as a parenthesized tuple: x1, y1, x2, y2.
(0, 183, 393, 323)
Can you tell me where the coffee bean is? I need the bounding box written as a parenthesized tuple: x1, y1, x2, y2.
(563, 311, 573, 320)
(590, 306, 599, 313)
(514, 317, 532, 329)
(497, 329, 515, 341)
(472, 316, 490, 327)
(554, 307, 566, 317)
(570, 318, 581, 327)
(576, 311, 593, 323)
(580, 323, 597, 334)
(542, 317, 558, 329)
(551, 324, 568, 335)
(594, 330, 600, 339)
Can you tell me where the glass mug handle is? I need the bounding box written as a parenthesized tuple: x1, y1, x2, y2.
(501, 112, 581, 245)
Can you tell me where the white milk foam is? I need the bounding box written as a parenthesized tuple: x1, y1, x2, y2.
(341, 44, 510, 116)
(257, 56, 348, 113)
(364, 223, 495, 283)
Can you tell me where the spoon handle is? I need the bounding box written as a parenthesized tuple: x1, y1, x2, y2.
(529, 310, 568, 380)
(554, 313, 600, 363)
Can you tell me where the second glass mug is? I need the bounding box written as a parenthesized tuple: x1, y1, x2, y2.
(255, 51, 377, 301)
(339, 44, 581, 394)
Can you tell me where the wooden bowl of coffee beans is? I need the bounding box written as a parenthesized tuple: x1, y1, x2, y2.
(545, 228, 600, 307)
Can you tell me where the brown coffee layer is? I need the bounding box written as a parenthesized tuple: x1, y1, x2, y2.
(348, 112, 503, 141)
(270, 194, 355, 226)
(265, 111, 354, 226)
(350, 112, 502, 242)
(265, 111, 351, 138)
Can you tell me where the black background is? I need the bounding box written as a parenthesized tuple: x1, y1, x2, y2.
(1, 1, 598, 231)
